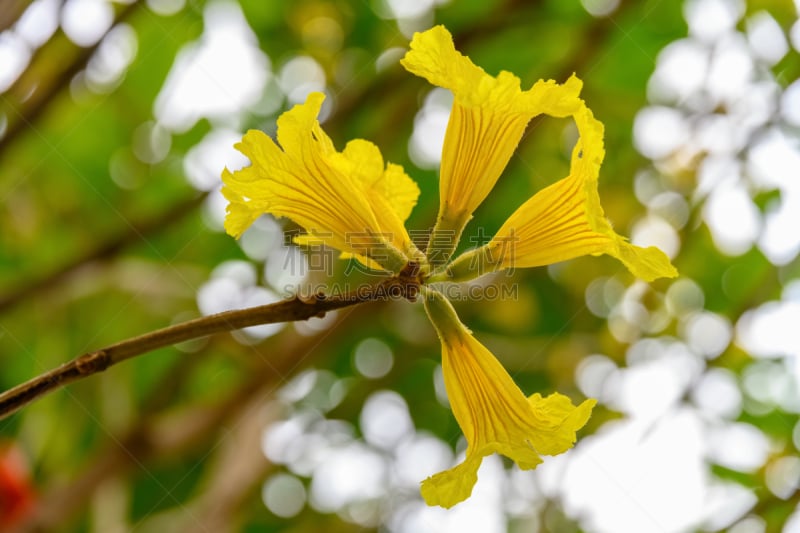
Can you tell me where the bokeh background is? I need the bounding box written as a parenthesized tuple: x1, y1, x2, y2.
(2, 0, 800, 531)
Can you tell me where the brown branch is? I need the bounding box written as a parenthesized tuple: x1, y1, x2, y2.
(0, 0, 34, 33)
(0, 276, 418, 421)
(14, 296, 377, 531)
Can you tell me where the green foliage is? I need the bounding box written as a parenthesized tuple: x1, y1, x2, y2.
(2, 0, 800, 531)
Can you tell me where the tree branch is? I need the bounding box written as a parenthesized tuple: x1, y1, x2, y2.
(0, 277, 418, 421)
(0, 0, 34, 33)
(12, 298, 377, 531)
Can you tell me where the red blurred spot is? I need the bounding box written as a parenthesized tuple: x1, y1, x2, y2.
(0, 444, 36, 529)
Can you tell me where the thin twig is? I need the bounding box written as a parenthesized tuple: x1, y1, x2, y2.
(0, 277, 418, 421)
(14, 299, 375, 532)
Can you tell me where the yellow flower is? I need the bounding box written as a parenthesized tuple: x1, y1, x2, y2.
(423, 288, 595, 508)
(439, 103, 678, 282)
(221, 92, 422, 273)
(401, 25, 584, 263)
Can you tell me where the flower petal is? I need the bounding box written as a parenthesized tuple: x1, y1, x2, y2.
(336, 139, 420, 246)
(420, 455, 482, 509)
(422, 288, 595, 507)
(401, 25, 583, 115)
(488, 104, 677, 281)
(526, 392, 595, 457)
(401, 25, 584, 261)
(221, 92, 420, 272)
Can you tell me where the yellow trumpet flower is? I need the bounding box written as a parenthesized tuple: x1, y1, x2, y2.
(423, 288, 596, 508)
(222, 92, 422, 273)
